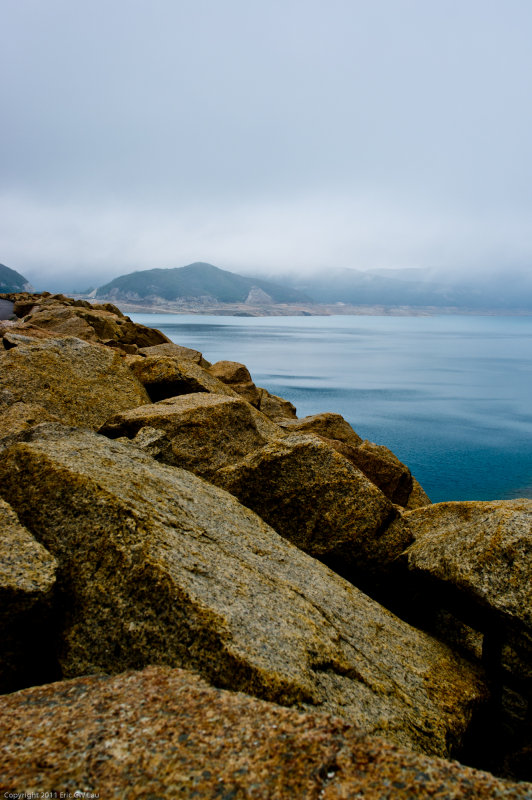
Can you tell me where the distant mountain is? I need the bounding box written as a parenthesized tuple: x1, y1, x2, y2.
(0, 263, 33, 293)
(96, 263, 313, 305)
(271, 267, 532, 310)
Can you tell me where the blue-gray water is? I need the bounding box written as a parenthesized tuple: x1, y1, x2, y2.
(130, 313, 532, 504)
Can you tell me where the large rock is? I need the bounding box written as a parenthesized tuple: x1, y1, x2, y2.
(1, 322, 59, 346)
(100, 393, 282, 478)
(403, 500, 532, 636)
(0, 402, 59, 442)
(214, 432, 411, 575)
(407, 477, 432, 509)
(257, 386, 298, 421)
(0, 336, 150, 430)
(207, 360, 261, 406)
(126, 354, 240, 402)
(345, 440, 414, 507)
(0, 426, 486, 757)
(280, 411, 363, 448)
(400, 500, 532, 670)
(281, 413, 428, 507)
(138, 341, 210, 367)
(0, 498, 58, 692)
(399, 500, 532, 778)
(19, 296, 170, 350)
(0, 666, 528, 798)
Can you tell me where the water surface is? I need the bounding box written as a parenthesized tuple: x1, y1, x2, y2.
(130, 313, 532, 503)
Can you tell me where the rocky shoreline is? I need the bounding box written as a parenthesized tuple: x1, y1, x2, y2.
(0, 291, 531, 797)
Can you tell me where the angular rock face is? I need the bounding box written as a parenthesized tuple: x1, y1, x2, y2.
(126, 354, 239, 402)
(0, 402, 59, 442)
(100, 393, 282, 478)
(280, 411, 363, 448)
(1, 666, 528, 800)
(207, 360, 261, 406)
(0, 426, 486, 757)
(403, 500, 532, 634)
(257, 387, 298, 421)
(346, 440, 414, 507)
(0, 498, 58, 692)
(397, 500, 532, 778)
(0, 336, 150, 430)
(214, 432, 409, 573)
(138, 341, 210, 367)
(281, 413, 428, 508)
(401, 500, 532, 675)
(15, 295, 170, 350)
(406, 477, 432, 509)
(1, 323, 59, 346)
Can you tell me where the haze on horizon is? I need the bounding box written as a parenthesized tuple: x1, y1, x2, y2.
(2, 0, 532, 291)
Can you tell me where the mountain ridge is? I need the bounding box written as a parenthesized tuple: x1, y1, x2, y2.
(96, 262, 312, 305)
(0, 263, 33, 293)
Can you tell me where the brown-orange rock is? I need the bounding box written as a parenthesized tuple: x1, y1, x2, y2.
(0, 402, 59, 443)
(213, 432, 404, 572)
(100, 393, 281, 478)
(280, 411, 363, 448)
(0, 425, 486, 757)
(0, 666, 526, 799)
(257, 386, 298, 420)
(346, 439, 414, 507)
(7, 293, 170, 350)
(138, 341, 210, 367)
(0, 498, 58, 692)
(126, 353, 240, 402)
(403, 500, 532, 635)
(207, 360, 261, 405)
(280, 414, 429, 508)
(0, 336, 150, 430)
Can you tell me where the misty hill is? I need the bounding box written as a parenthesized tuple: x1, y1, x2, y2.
(96, 263, 312, 305)
(0, 264, 33, 293)
(274, 267, 532, 310)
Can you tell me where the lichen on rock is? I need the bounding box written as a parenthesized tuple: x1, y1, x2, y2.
(0, 425, 487, 758)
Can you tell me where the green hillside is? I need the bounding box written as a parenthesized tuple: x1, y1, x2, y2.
(97, 262, 312, 304)
(0, 263, 32, 293)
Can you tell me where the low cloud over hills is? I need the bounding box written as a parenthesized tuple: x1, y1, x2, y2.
(265, 266, 532, 311)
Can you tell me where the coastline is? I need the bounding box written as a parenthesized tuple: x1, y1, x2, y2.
(1, 291, 532, 789)
(85, 297, 532, 317)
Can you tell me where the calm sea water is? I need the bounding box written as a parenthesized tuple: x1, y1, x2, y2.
(130, 313, 532, 504)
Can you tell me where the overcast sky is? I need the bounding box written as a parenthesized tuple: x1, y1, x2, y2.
(2, 0, 532, 289)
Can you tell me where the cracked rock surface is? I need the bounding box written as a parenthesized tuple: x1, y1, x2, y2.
(0, 424, 486, 758)
(0, 666, 529, 800)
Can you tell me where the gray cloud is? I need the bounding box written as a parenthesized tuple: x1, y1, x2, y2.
(2, 0, 532, 288)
